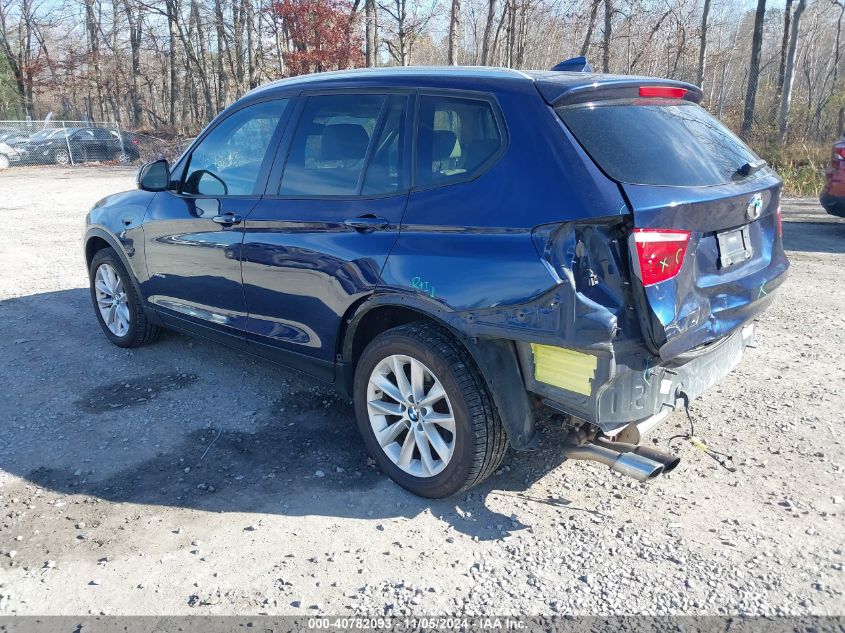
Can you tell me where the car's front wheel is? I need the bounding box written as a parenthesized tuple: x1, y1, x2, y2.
(0, 154, 10, 170)
(54, 149, 70, 165)
(353, 323, 507, 498)
(89, 248, 161, 348)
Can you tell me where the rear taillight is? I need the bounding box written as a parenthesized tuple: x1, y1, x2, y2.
(632, 228, 691, 286)
(639, 86, 687, 99)
(833, 146, 845, 162)
(132, 139, 140, 145)
(776, 205, 783, 237)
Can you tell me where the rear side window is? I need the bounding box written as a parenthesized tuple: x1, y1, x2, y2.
(280, 94, 385, 196)
(415, 95, 502, 188)
(557, 101, 760, 187)
(362, 96, 408, 195)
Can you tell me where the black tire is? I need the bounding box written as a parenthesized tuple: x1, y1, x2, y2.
(53, 148, 70, 165)
(89, 247, 161, 348)
(353, 322, 508, 498)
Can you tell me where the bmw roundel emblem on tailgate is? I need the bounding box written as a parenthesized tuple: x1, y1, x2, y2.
(746, 193, 763, 221)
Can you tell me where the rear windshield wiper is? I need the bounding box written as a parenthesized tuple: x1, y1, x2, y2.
(736, 158, 767, 177)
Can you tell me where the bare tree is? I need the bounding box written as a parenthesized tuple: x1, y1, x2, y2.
(602, 0, 612, 72)
(380, 0, 437, 66)
(741, 0, 767, 139)
(448, 0, 460, 65)
(365, 0, 377, 66)
(697, 0, 711, 88)
(776, 0, 793, 101)
(580, 0, 600, 58)
(480, 0, 496, 64)
(779, 0, 806, 143)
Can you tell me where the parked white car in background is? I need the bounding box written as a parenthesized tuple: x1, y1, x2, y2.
(0, 141, 20, 169)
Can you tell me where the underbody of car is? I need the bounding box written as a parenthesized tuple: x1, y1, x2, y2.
(83, 61, 789, 497)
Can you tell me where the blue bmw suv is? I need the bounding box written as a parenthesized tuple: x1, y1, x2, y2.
(84, 63, 789, 498)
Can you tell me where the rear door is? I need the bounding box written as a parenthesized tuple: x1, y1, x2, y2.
(557, 97, 789, 359)
(241, 91, 412, 377)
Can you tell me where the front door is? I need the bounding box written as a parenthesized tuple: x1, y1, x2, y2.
(241, 92, 411, 378)
(141, 99, 291, 341)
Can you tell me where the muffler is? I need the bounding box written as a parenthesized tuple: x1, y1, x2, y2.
(561, 426, 679, 482)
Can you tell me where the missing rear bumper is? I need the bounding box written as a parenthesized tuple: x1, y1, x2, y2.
(518, 322, 756, 433)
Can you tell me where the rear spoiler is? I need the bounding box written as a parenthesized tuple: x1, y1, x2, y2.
(551, 56, 592, 73)
(535, 75, 703, 107)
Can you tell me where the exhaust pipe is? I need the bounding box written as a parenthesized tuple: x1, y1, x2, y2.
(562, 441, 664, 481)
(593, 436, 681, 475)
(561, 427, 679, 482)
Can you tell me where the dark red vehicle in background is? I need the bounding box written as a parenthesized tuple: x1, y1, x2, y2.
(821, 137, 845, 217)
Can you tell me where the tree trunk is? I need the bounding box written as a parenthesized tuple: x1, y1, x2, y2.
(448, 0, 461, 65)
(365, 0, 377, 67)
(740, 0, 767, 140)
(123, 0, 144, 126)
(778, 0, 805, 143)
(166, 0, 181, 129)
(696, 0, 711, 88)
(189, 0, 215, 121)
(776, 0, 793, 100)
(84, 0, 105, 120)
(245, 0, 257, 89)
(481, 0, 497, 65)
(214, 0, 229, 108)
(0, 25, 29, 117)
(602, 0, 612, 73)
(580, 0, 600, 58)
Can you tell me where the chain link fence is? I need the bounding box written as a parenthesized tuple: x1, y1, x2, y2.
(0, 121, 187, 170)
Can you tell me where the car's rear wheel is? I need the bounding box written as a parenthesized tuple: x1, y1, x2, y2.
(89, 248, 161, 348)
(0, 154, 10, 169)
(54, 149, 70, 165)
(353, 323, 507, 498)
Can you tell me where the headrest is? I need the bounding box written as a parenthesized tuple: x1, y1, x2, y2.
(432, 130, 459, 161)
(320, 124, 369, 161)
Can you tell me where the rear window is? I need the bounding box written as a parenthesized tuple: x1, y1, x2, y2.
(557, 101, 760, 187)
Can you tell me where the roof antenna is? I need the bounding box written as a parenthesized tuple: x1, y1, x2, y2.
(551, 56, 593, 73)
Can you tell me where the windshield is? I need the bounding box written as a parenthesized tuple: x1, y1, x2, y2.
(557, 100, 761, 187)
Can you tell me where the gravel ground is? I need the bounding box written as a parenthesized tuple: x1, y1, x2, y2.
(0, 166, 843, 617)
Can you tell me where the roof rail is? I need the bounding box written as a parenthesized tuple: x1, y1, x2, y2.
(550, 57, 593, 73)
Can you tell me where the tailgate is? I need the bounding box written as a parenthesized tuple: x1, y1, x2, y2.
(556, 95, 790, 359)
(623, 178, 789, 359)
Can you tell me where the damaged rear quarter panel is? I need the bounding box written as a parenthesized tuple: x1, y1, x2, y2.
(376, 91, 636, 437)
(378, 91, 630, 345)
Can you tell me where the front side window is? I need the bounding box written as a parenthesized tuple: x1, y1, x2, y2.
(182, 100, 287, 196)
(279, 94, 390, 196)
(415, 95, 502, 188)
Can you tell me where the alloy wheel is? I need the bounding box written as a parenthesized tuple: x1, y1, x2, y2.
(366, 354, 456, 477)
(55, 150, 70, 165)
(94, 263, 131, 337)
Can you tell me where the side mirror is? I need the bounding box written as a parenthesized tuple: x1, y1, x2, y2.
(137, 159, 170, 191)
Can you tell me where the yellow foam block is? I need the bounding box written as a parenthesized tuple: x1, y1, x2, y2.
(530, 344, 597, 396)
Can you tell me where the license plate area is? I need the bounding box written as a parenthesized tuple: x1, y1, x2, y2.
(717, 225, 752, 268)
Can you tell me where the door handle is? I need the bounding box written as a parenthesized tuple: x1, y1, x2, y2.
(344, 216, 389, 232)
(212, 213, 243, 226)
